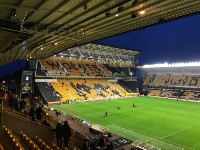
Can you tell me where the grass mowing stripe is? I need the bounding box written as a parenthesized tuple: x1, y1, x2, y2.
(51, 97, 200, 150)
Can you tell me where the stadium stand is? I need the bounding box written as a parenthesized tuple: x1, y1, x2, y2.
(33, 56, 138, 104)
(50, 79, 83, 101)
(36, 82, 60, 103)
(3, 126, 25, 150)
(36, 61, 47, 76)
(140, 63, 200, 100)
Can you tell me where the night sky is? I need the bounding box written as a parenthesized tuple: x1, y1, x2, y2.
(97, 13, 200, 65)
(1, 13, 200, 76)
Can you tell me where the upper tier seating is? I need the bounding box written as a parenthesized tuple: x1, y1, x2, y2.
(60, 60, 82, 76)
(40, 58, 113, 77)
(145, 74, 200, 87)
(144, 73, 200, 100)
(41, 59, 63, 71)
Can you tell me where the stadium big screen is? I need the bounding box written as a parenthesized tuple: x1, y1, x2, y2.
(21, 70, 34, 94)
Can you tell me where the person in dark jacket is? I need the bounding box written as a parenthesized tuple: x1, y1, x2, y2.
(81, 139, 89, 150)
(35, 106, 43, 120)
(13, 96, 19, 111)
(62, 121, 71, 147)
(29, 107, 35, 121)
(19, 99, 26, 112)
(55, 122, 63, 148)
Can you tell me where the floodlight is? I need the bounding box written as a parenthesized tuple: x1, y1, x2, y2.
(139, 10, 145, 15)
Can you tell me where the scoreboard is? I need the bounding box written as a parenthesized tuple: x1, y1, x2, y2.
(21, 70, 34, 94)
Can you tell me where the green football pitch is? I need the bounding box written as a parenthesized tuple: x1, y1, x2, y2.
(51, 97, 200, 150)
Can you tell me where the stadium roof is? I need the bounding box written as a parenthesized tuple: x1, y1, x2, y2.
(54, 43, 140, 62)
(138, 62, 200, 73)
(0, 0, 200, 66)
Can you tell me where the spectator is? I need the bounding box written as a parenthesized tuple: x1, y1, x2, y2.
(3, 91, 8, 101)
(0, 91, 3, 103)
(98, 134, 107, 148)
(55, 122, 63, 148)
(55, 110, 60, 117)
(8, 95, 14, 110)
(13, 96, 19, 111)
(35, 106, 43, 121)
(107, 142, 113, 150)
(62, 121, 71, 147)
(19, 99, 26, 112)
(81, 139, 89, 150)
(29, 107, 35, 121)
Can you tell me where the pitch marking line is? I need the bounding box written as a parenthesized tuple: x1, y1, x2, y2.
(161, 122, 200, 139)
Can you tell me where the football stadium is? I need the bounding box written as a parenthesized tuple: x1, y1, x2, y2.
(0, 0, 200, 150)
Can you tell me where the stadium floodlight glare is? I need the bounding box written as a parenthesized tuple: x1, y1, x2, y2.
(143, 61, 200, 68)
(89, 56, 94, 58)
(70, 53, 76, 56)
(139, 10, 145, 15)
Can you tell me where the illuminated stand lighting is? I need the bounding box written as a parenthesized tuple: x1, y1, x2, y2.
(142, 62, 200, 68)
(139, 10, 145, 15)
